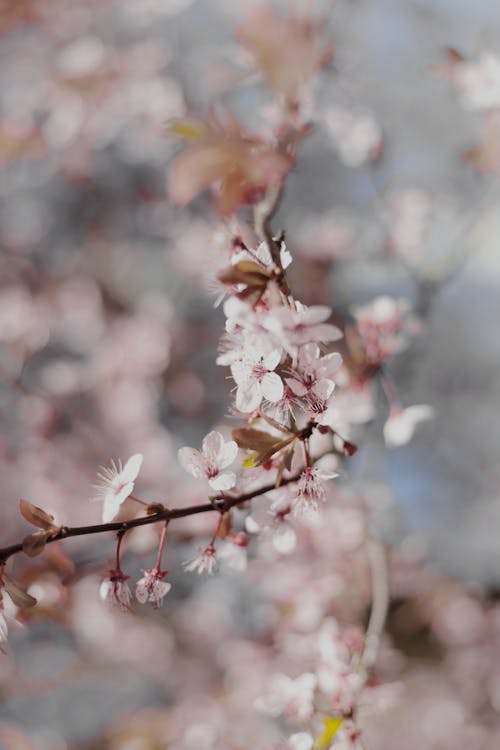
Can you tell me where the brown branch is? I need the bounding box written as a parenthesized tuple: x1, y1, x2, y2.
(0, 458, 326, 565)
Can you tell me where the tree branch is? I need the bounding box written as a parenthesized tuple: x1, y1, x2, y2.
(0, 456, 326, 565)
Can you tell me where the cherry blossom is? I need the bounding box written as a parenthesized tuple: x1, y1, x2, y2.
(383, 405, 434, 448)
(183, 545, 218, 575)
(286, 343, 342, 397)
(325, 106, 382, 167)
(293, 465, 338, 516)
(354, 295, 410, 364)
(255, 672, 317, 722)
(455, 52, 500, 111)
(136, 569, 171, 608)
(218, 540, 248, 572)
(302, 378, 337, 426)
(178, 430, 238, 491)
(263, 304, 342, 356)
(231, 347, 284, 412)
(99, 571, 132, 611)
(92, 453, 143, 523)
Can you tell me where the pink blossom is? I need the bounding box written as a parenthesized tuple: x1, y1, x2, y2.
(302, 378, 337, 426)
(178, 430, 238, 491)
(293, 465, 338, 516)
(263, 304, 342, 355)
(183, 545, 217, 575)
(325, 106, 382, 167)
(92, 453, 143, 523)
(287, 343, 342, 397)
(455, 52, 500, 111)
(383, 405, 434, 448)
(231, 347, 283, 412)
(99, 571, 132, 611)
(255, 672, 317, 722)
(218, 540, 248, 572)
(354, 296, 409, 365)
(136, 569, 171, 608)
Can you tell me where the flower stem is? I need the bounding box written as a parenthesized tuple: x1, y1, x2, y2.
(154, 520, 170, 573)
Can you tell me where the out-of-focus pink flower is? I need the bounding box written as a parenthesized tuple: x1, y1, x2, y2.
(92, 453, 143, 523)
(135, 569, 171, 608)
(354, 296, 410, 365)
(255, 672, 317, 722)
(325, 106, 382, 167)
(99, 571, 132, 611)
(455, 52, 500, 111)
(183, 545, 217, 575)
(178, 430, 238, 491)
(383, 405, 434, 448)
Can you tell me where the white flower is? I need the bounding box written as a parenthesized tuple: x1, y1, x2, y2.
(92, 453, 143, 523)
(183, 545, 217, 575)
(287, 343, 342, 397)
(178, 430, 238, 491)
(263, 304, 342, 355)
(135, 569, 171, 608)
(231, 347, 283, 412)
(383, 405, 434, 448)
(99, 572, 132, 611)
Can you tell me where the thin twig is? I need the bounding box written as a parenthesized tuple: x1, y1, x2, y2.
(355, 537, 390, 684)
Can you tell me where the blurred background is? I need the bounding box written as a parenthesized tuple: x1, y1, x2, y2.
(2, 0, 500, 748)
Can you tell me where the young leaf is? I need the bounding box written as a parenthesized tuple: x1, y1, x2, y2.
(3, 573, 37, 608)
(19, 499, 55, 531)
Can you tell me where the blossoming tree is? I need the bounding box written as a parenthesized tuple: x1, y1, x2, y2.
(1, 2, 500, 749)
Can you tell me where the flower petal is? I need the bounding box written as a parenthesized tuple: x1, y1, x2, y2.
(208, 472, 236, 491)
(202, 431, 225, 462)
(122, 453, 143, 482)
(102, 490, 129, 523)
(236, 380, 262, 413)
(261, 371, 284, 402)
(286, 377, 307, 397)
(177, 447, 206, 479)
(263, 348, 282, 371)
(218, 440, 238, 470)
